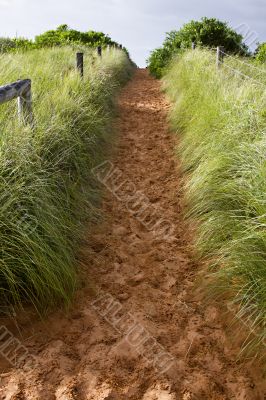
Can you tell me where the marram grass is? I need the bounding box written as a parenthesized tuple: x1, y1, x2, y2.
(0, 47, 133, 312)
(164, 49, 266, 355)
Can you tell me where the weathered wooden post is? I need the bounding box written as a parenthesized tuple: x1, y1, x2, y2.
(192, 42, 196, 50)
(17, 84, 33, 126)
(216, 46, 225, 69)
(76, 52, 84, 78)
(97, 46, 102, 57)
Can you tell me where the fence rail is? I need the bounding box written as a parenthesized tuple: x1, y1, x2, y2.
(0, 79, 31, 105)
(0, 79, 33, 126)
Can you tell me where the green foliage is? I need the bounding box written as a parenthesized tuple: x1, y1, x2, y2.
(13, 38, 34, 51)
(0, 25, 122, 54)
(255, 43, 266, 63)
(0, 37, 34, 53)
(0, 47, 133, 312)
(34, 25, 119, 48)
(147, 47, 172, 79)
(0, 37, 17, 52)
(164, 49, 266, 352)
(148, 17, 249, 78)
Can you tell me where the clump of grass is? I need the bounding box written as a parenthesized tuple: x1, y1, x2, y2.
(0, 47, 134, 312)
(164, 49, 266, 354)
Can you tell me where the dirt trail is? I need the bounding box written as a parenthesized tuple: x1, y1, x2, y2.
(0, 69, 265, 399)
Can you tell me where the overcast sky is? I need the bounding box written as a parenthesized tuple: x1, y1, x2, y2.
(0, 0, 265, 66)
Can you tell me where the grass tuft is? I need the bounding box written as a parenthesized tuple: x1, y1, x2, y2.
(164, 49, 266, 354)
(0, 47, 134, 312)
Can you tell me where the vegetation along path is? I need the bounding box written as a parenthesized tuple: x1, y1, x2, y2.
(0, 69, 265, 399)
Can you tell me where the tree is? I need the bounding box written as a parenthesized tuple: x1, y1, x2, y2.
(148, 17, 249, 78)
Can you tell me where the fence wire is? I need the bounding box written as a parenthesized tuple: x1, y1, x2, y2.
(206, 47, 266, 89)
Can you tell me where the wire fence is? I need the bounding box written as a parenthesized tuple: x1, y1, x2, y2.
(222, 63, 264, 86)
(220, 50, 266, 75)
(206, 46, 266, 90)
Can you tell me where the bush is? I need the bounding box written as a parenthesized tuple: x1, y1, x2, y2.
(255, 43, 266, 63)
(147, 47, 172, 79)
(0, 37, 17, 52)
(147, 17, 249, 78)
(0, 37, 34, 53)
(35, 25, 117, 48)
(0, 25, 123, 54)
(0, 47, 134, 311)
(164, 49, 266, 352)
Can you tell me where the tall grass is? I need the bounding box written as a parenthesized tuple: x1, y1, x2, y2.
(164, 49, 266, 354)
(0, 47, 133, 312)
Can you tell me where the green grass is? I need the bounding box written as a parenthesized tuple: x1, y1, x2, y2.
(0, 47, 134, 312)
(164, 49, 266, 355)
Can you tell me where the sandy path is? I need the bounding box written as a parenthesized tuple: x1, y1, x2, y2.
(0, 69, 265, 399)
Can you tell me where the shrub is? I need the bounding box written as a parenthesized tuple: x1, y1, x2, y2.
(0, 37, 17, 52)
(35, 25, 119, 49)
(0, 25, 123, 54)
(148, 17, 249, 78)
(255, 43, 266, 63)
(147, 47, 172, 79)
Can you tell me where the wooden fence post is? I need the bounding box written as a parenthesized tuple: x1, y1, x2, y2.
(76, 52, 84, 78)
(192, 42, 196, 50)
(97, 46, 102, 57)
(216, 46, 224, 69)
(17, 82, 33, 127)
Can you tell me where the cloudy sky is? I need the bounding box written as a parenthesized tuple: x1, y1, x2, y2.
(0, 0, 265, 66)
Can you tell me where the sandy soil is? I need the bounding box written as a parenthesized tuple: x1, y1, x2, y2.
(0, 69, 265, 399)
